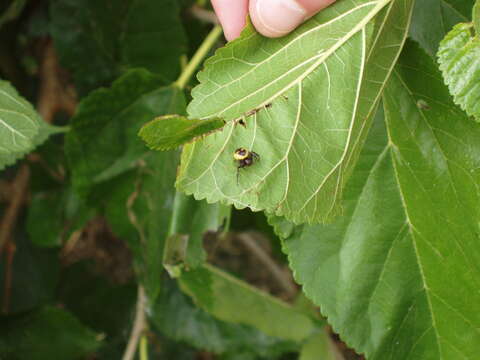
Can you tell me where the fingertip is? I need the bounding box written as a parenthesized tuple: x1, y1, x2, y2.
(211, 0, 248, 41)
(250, 0, 336, 38)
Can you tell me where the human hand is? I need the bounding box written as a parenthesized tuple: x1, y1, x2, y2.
(211, 0, 336, 41)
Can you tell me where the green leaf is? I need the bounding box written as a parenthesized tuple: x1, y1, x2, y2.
(299, 329, 342, 360)
(50, 0, 186, 93)
(66, 69, 185, 195)
(0, 0, 27, 28)
(0, 233, 59, 314)
(438, 22, 480, 121)
(27, 189, 95, 247)
(179, 265, 320, 342)
(165, 193, 230, 272)
(0, 79, 40, 154)
(152, 279, 297, 358)
(58, 262, 137, 336)
(66, 68, 186, 300)
(4, 306, 102, 360)
(409, 0, 473, 56)
(177, 0, 414, 224)
(0, 77, 66, 171)
(104, 152, 179, 301)
(282, 42, 480, 359)
(139, 115, 225, 151)
(0, 120, 66, 171)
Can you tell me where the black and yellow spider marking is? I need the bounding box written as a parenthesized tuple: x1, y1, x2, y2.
(234, 148, 259, 184)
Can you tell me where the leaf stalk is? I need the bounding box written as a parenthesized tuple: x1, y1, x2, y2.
(174, 25, 223, 89)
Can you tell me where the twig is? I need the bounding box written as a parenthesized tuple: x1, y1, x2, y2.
(189, 5, 219, 24)
(123, 286, 147, 360)
(236, 232, 297, 299)
(1, 241, 16, 313)
(36, 40, 77, 119)
(0, 165, 29, 252)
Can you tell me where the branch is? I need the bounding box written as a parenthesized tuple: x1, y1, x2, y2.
(122, 286, 147, 360)
(236, 232, 298, 299)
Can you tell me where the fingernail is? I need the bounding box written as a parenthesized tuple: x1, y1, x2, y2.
(255, 0, 307, 37)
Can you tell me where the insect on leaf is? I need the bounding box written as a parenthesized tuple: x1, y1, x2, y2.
(177, 0, 414, 224)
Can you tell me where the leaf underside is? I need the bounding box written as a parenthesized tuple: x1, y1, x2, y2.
(438, 22, 480, 121)
(282, 42, 480, 359)
(177, 0, 414, 224)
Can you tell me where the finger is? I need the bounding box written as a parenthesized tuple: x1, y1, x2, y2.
(211, 0, 249, 41)
(249, 0, 336, 38)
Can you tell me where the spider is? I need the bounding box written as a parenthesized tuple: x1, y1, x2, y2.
(234, 148, 260, 184)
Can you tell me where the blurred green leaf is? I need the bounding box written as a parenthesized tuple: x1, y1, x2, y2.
(27, 189, 94, 247)
(0, 0, 27, 28)
(152, 279, 297, 358)
(58, 262, 136, 336)
(281, 42, 480, 359)
(179, 265, 320, 342)
(165, 192, 230, 273)
(177, 0, 413, 224)
(409, 0, 474, 56)
(103, 152, 179, 301)
(299, 329, 342, 360)
(139, 115, 225, 151)
(66, 68, 187, 300)
(3, 306, 102, 360)
(438, 22, 480, 121)
(50, 0, 186, 93)
(66, 69, 185, 195)
(0, 233, 59, 314)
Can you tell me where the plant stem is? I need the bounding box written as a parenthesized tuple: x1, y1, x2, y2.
(139, 334, 149, 360)
(174, 25, 223, 90)
(122, 286, 146, 360)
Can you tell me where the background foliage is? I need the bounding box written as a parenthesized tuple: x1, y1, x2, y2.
(1, 0, 479, 359)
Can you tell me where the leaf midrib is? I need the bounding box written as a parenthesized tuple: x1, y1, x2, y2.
(196, 0, 391, 120)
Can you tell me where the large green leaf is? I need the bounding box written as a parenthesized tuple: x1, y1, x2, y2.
(66, 68, 187, 300)
(2, 306, 102, 360)
(438, 22, 480, 121)
(104, 152, 179, 301)
(177, 0, 414, 224)
(408, 0, 474, 56)
(179, 264, 321, 342)
(281, 42, 480, 359)
(66, 69, 184, 195)
(152, 279, 297, 358)
(50, 0, 186, 93)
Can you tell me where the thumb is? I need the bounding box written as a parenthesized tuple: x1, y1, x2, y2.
(249, 0, 336, 38)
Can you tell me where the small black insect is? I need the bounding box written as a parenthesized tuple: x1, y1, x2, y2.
(234, 147, 260, 184)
